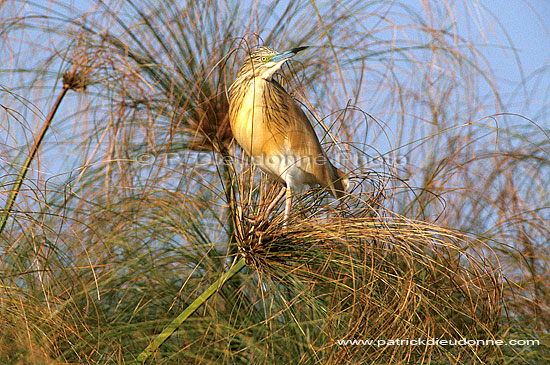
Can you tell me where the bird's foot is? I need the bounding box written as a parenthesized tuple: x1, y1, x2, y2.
(244, 214, 268, 226)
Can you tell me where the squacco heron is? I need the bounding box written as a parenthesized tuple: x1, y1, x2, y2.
(229, 46, 348, 226)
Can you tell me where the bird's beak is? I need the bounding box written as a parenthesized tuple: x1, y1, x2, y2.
(271, 46, 309, 62)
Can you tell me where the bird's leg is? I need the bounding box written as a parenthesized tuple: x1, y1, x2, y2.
(247, 186, 286, 226)
(263, 186, 286, 219)
(283, 187, 292, 228)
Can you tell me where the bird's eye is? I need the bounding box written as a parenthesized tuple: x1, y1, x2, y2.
(260, 56, 268, 62)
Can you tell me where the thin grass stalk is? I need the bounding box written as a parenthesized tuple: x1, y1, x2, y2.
(0, 84, 69, 235)
(136, 257, 246, 363)
(220, 146, 238, 249)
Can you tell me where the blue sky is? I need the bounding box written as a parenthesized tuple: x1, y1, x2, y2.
(2, 0, 548, 190)
(6, 0, 548, 123)
(66, 0, 549, 114)
(476, 0, 549, 118)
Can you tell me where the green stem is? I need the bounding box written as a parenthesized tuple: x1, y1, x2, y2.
(0, 85, 69, 235)
(136, 257, 246, 363)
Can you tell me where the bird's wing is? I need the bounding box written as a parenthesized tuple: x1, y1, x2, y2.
(268, 81, 341, 188)
(266, 80, 325, 156)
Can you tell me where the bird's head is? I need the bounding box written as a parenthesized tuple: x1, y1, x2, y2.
(236, 46, 309, 81)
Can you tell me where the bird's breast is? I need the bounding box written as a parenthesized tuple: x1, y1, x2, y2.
(229, 78, 334, 188)
(230, 80, 286, 158)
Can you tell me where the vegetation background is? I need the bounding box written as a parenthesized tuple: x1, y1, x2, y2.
(1, 0, 549, 363)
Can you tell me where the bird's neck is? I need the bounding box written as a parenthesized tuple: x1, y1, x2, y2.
(229, 76, 289, 117)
